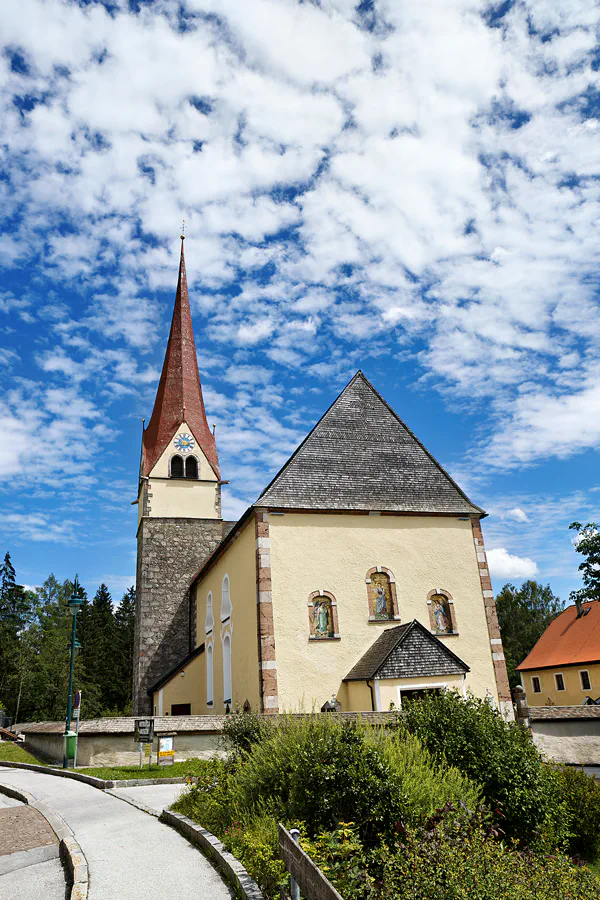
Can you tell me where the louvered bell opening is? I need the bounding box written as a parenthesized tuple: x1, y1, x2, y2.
(185, 456, 198, 479)
(171, 455, 184, 477)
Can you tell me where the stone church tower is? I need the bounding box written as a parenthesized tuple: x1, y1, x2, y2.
(133, 236, 229, 715)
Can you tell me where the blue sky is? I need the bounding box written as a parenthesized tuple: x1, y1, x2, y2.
(1, 0, 599, 605)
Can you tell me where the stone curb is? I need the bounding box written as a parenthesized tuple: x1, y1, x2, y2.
(105, 788, 161, 817)
(0, 760, 196, 791)
(0, 781, 89, 900)
(160, 809, 263, 900)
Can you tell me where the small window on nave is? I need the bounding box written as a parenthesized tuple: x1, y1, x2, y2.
(185, 456, 198, 478)
(170, 455, 184, 477)
(221, 574, 232, 622)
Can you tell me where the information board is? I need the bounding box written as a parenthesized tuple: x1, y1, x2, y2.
(158, 735, 175, 766)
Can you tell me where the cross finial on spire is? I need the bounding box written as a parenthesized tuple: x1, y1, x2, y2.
(181, 219, 185, 241)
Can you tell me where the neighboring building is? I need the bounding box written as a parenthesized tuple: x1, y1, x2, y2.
(135, 238, 512, 718)
(517, 601, 600, 706)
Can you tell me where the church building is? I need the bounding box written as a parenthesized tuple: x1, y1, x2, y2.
(133, 238, 512, 719)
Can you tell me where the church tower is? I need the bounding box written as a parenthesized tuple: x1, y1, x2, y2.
(133, 236, 228, 715)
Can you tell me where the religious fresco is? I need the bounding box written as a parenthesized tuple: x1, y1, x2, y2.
(370, 571, 394, 619)
(311, 596, 334, 638)
(431, 593, 453, 634)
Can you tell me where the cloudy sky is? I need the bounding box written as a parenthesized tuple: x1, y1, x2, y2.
(1, 0, 599, 603)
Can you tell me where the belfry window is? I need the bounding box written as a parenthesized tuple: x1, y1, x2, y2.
(185, 456, 198, 479)
(170, 455, 184, 477)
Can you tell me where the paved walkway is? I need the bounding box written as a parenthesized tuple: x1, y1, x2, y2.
(0, 792, 65, 900)
(0, 769, 231, 900)
(110, 782, 187, 815)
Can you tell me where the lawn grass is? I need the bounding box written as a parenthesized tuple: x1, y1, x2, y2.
(0, 741, 46, 765)
(80, 758, 215, 781)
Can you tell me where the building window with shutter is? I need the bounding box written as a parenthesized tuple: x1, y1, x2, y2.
(555, 673, 565, 692)
(531, 676, 541, 693)
(580, 670, 591, 691)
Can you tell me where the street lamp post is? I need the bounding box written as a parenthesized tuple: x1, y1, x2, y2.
(63, 575, 83, 769)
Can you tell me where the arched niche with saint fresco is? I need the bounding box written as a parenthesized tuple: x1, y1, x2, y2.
(365, 567, 400, 622)
(427, 588, 458, 635)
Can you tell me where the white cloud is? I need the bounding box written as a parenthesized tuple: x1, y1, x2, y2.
(505, 507, 529, 523)
(487, 547, 538, 580)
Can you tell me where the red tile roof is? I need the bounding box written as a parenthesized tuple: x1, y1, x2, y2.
(142, 238, 219, 478)
(517, 601, 600, 670)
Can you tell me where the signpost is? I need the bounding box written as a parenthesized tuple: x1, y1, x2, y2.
(157, 735, 175, 767)
(135, 719, 154, 770)
(73, 691, 82, 768)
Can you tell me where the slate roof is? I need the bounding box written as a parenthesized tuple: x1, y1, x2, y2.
(344, 619, 469, 682)
(256, 372, 483, 515)
(517, 601, 600, 671)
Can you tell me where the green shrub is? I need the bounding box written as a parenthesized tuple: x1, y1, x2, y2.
(306, 811, 600, 900)
(221, 708, 271, 756)
(401, 691, 556, 845)
(367, 729, 481, 823)
(377, 814, 600, 900)
(229, 715, 480, 845)
(222, 814, 287, 899)
(302, 822, 377, 900)
(555, 765, 600, 861)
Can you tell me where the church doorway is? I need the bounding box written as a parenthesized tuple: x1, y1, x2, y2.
(398, 686, 444, 706)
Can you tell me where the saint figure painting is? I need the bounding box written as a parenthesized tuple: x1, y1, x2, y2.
(431, 593, 452, 634)
(312, 597, 333, 638)
(371, 572, 393, 619)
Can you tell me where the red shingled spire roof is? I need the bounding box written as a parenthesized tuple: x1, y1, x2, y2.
(142, 237, 219, 478)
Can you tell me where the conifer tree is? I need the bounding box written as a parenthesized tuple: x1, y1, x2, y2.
(114, 586, 135, 712)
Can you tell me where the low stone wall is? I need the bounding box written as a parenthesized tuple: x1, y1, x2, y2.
(14, 716, 225, 766)
(529, 709, 600, 766)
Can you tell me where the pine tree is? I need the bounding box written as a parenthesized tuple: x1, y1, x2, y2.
(85, 584, 118, 712)
(114, 586, 136, 713)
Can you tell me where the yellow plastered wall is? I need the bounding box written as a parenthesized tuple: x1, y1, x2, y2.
(269, 513, 498, 712)
(521, 664, 600, 706)
(194, 519, 261, 713)
(142, 421, 220, 520)
(151, 651, 206, 715)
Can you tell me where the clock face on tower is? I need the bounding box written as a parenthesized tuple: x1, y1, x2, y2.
(174, 432, 195, 453)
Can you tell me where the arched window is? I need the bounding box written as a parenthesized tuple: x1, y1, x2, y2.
(170, 455, 184, 478)
(221, 575, 232, 622)
(205, 592, 213, 635)
(206, 643, 213, 707)
(365, 567, 399, 621)
(427, 589, 456, 635)
(223, 634, 232, 704)
(185, 456, 198, 479)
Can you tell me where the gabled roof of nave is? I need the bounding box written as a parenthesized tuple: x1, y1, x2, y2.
(142, 238, 219, 478)
(256, 371, 483, 515)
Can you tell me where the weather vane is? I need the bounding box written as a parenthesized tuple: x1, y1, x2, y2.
(181, 219, 186, 240)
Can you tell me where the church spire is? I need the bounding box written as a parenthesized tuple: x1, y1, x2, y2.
(142, 236, 219, 478)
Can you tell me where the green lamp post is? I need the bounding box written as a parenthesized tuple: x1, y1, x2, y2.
(63, 575, 83, 769)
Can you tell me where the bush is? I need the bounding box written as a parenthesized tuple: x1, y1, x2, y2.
(401, 691, 557, 845)
(306, 810, 600, 900)
(556, 765, 600, 861)
(222, 814, 287, 899)
(229, 715, 479, 845)
(221, 708, 272, 756)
